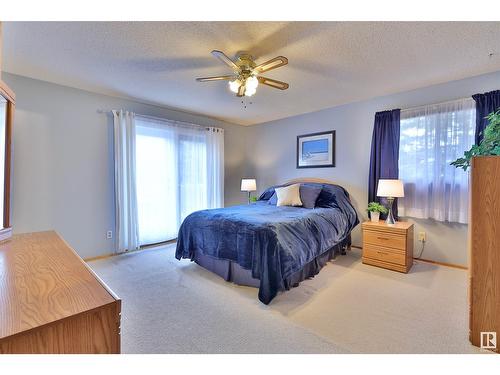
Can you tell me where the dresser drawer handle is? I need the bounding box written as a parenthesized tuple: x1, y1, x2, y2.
(377, 237, 389, 240)
(377, 250, 389, 255)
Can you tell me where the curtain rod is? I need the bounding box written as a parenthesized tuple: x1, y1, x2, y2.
(97, 109, 224, 131)
(400, 96, 474, 113)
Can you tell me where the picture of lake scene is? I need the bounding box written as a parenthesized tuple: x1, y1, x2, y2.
(296, 130, 335, 168)
(302, 139, 329, 161)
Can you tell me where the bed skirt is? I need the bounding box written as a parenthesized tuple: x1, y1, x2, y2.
(193, 237, 350, 292)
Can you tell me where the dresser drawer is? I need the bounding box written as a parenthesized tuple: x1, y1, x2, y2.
(363, 243, 406, 266)
(363, 230, 406, 250)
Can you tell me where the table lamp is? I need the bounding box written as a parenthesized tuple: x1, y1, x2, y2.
(376, 179, 404, 225)
(241, 178, 257, 204)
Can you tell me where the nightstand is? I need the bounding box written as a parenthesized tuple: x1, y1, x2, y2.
(361, 220, 414, 273)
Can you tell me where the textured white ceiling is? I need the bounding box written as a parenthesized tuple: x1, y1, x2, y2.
(3, 22, 500, 125)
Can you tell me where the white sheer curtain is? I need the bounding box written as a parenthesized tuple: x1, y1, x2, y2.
(135, 116, 224, 246)
(113, 110, 140, 253)
(206, 127, 224, 208)
(398, 98, 475, 224)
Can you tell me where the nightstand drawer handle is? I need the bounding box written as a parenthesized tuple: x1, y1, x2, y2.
(377, 237, 389, 240)
(377, 250, 389, 255)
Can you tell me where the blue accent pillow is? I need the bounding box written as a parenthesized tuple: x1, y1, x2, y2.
(259, 186, 276, 201)
(300, 184, 322, 208)
(315, 185, 341, 209)
(268, 184, 322, 208)
(268, 192, 278, 205)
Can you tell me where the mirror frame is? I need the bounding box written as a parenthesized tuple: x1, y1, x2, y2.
(0, 79, 14, 242)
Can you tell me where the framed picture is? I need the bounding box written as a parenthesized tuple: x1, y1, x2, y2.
(296, 130, 335, 168)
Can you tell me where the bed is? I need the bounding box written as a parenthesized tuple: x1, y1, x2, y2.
(175, 179, 359, 304)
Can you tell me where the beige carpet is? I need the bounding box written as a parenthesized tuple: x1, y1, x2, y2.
(89, 244, 482, 354)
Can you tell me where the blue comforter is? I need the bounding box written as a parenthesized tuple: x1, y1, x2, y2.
(175, 183, 359, 304)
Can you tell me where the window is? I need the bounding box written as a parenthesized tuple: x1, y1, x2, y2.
(398, 98, 475, 224)
(135, 117, 223, 245)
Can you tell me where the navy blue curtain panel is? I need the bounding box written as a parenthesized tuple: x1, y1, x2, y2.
(472, 90, 500, 144)
(368, 109, 401, 218)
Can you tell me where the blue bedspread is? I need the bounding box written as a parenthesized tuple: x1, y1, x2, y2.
(175, 183, 359, 304)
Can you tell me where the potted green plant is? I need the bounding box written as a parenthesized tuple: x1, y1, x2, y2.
(367, 202, 388, 222)
(451, 109, 500, 171)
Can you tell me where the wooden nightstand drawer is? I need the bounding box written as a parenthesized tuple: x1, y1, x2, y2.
(361, 220, 414, 273)
(363, 230, 406, 250)
(363, 243, 406, 266)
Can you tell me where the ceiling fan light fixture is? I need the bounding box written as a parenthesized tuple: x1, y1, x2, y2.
(244, 86, 257, 97)
(246, 76, 259, 90)
(228, 80, 240, 93)
(243, 76, 258, 96)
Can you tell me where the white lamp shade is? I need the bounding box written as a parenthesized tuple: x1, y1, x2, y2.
(241, 178, 257, 192)
(376, 179, 404, 198)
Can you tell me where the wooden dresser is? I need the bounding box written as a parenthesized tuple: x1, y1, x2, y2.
(469, 156, 500, 353)
(361, 220, 414, 273)
(0, 231, 121, 354)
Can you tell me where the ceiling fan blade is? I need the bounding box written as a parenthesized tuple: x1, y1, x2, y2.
(253, 56, 288, 73)
(211, 50, 239, 72)
(257, 76, 289, 90)
(237, 85, 246, 97)
(196, 75, 236, 82)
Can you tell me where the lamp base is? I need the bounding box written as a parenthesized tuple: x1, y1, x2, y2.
(385, 197, 396, 225)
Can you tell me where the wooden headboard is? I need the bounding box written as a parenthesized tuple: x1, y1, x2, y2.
(283, 178, 337, 186)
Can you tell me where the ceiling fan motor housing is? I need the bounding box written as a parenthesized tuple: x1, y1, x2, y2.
(235, 52, 256, 68)
(235, 53, 256, 80)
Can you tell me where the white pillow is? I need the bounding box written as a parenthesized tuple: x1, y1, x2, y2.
(275, 184, 303, 207)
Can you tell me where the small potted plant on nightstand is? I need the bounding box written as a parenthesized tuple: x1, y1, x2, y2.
(367, 202, 388, 223)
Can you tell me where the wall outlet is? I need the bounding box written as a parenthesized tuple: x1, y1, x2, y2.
(418, 231, 426, 242)
(106, 230, 113, 239)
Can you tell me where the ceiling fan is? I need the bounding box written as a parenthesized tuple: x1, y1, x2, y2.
(196, 50, 289, 97)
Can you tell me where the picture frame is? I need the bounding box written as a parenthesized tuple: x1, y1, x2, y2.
(296, 130, 335, 168)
